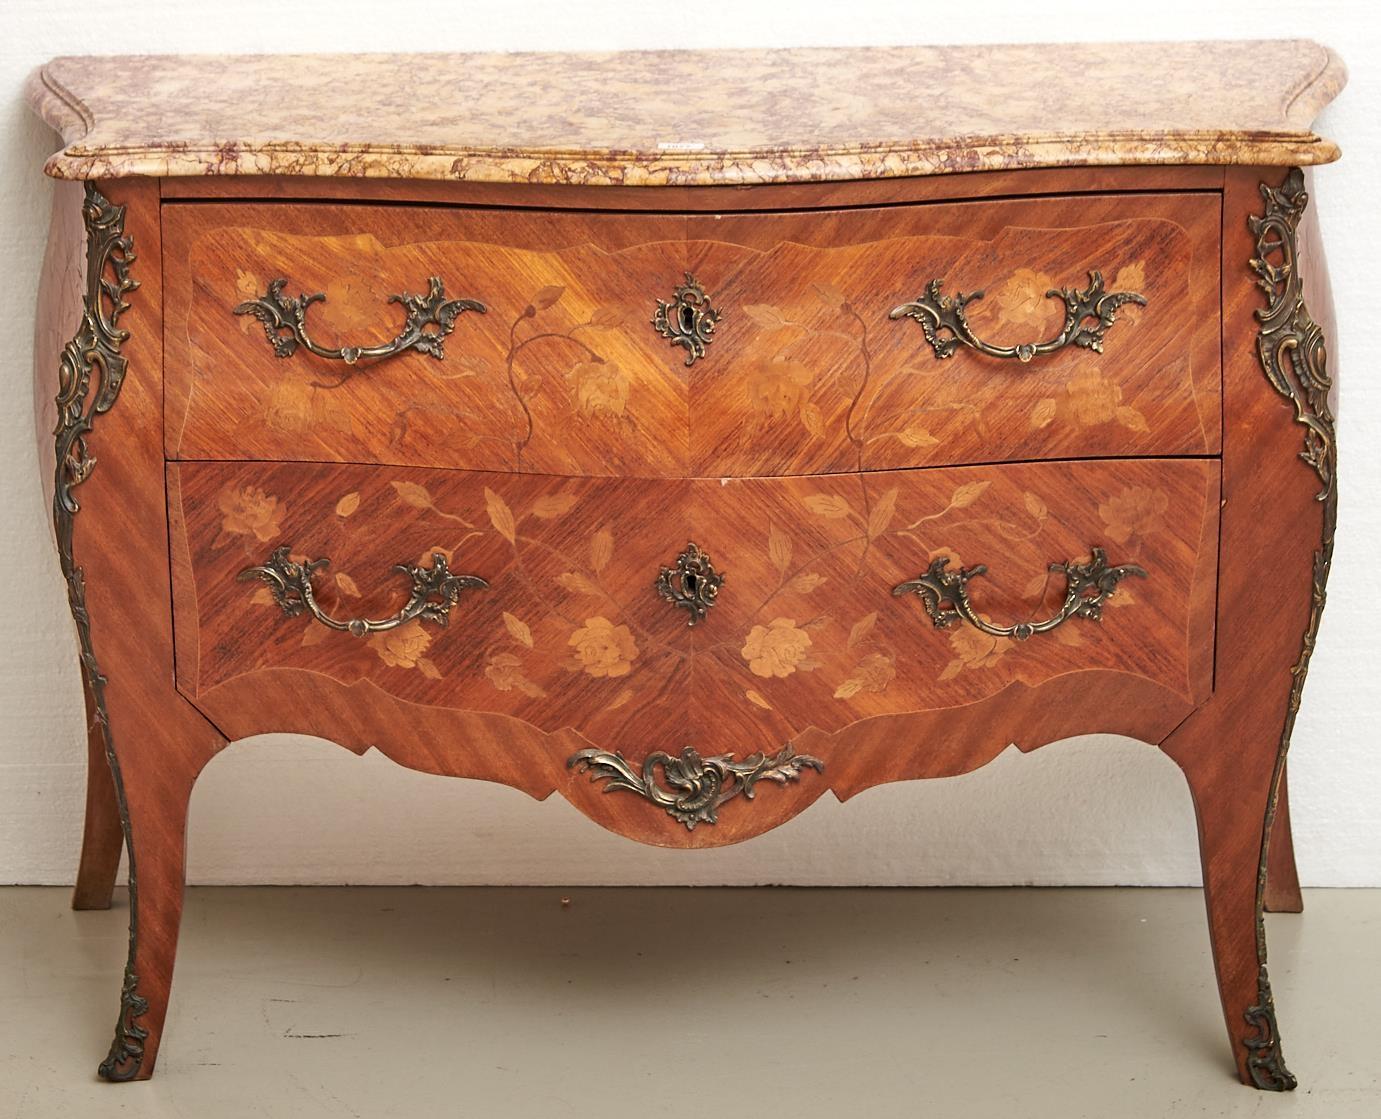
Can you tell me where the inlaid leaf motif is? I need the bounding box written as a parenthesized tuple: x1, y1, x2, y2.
(950, 481, 991, 509)
(335, 573, 361, 598)
(608, 688, 634, 711)
(334, 492, 361, 518)
(1054, 623, 1086, 648)
(1023, 491, 1048, 520)
(813, 281, 847, 310)
(416, 658, 443, 681)
(531, 491, 579, 519)
(803, 494, 853, 520)
(391, 481, 434, 511)
(768, 524, 793, 575)
(897, 417, 939, 447)
(799, 401, 826, 438)
(557, 571, 602, 595)
(1030, 398, 1058, 429)
(745, 689, 773, 711)
(743, 304, 790, 328)
(530, 285, 565, 311)
(502, 611, 534, 648)
(484, 487, 517, 544)
(249, 586, 275, 607)
(301, 624, 329, 648)
(786, 572, 827, 594)
(847, 612, 878, 650)
(590, 527, 614, 574)
(1022, 571, 1051, 601)
(588, 306, 627, 328)
(867, 487, 899, 538)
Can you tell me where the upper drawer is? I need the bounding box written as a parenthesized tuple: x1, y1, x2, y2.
(164, 194, 1221, 475)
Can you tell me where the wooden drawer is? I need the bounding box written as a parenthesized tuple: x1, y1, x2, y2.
(169, 457, 1218, 758)
(164, 194, 1221, 477)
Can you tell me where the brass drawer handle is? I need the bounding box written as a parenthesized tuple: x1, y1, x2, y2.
(652, 272, 721, 366)
(238, 546, 487, 637)
(892, 546, 1146, 641)
(568, 744, 823, 830)
(234, 276, 486, 365)
(655, 541, 724, 626)
(889, 270, 1145, 363)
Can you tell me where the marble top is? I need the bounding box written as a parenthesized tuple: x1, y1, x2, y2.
(27, 41, 1344, 186)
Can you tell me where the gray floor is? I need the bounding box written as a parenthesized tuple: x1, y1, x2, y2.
(0, 886, 1376, 1117)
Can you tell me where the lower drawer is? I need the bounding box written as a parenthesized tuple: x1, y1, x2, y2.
(169, 458, 1218, 757)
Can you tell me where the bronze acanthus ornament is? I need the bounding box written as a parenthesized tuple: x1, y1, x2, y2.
(889, 270, 1145, 363)
(655, 541, 724, 626)
(234, 275, 486, 365)
(651, 272, 721, 366)
(568, 744, 824, 830)
(892, 546, 1145, 641)
(1241, 167, 1336, 1093)
(239, 547, 488, 637)
(53, 184, 147, 1082)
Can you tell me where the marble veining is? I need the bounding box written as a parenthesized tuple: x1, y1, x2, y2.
(26, 41, 1344, 186)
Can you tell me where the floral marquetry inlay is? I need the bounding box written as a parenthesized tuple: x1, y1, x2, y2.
(179, 455, 1217, 757)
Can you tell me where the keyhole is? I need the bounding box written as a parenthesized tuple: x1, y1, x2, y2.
(678, 303, 696, 334)
(683, 572, 699, 595)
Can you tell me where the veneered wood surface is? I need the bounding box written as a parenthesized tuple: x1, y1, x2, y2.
(170, 456, 1218, 799)
(1159, 167, 1336, 1086)
(49, 182, 227, 1077)
(164, 193, 1220, 475)
(27, 42, 1342, 184)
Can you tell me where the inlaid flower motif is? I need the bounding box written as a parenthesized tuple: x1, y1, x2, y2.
(834, 652, 896, 699)
(218, 485, 283, 542)
(945, 625, 1010, 673)
(1099, 485, 1169, 543)
(568, 616, 639, 678)
(741, 617, 813, 679)
(566, 359, 629, 417)
(369, 619, 431, 669)
(992, 268, 1055, 331)
(746, 358, 813, 418)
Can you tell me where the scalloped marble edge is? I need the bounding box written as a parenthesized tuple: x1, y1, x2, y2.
(25, 44, 1345, 187)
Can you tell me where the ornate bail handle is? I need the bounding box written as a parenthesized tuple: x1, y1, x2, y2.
(889, 270, 1145, 363)
(652, 272, 721, 366)
(238, 546, 487, 637)
(655, 542, 724, 626)
(892, 546, 1146, 641)
(234, 276, 486, 365)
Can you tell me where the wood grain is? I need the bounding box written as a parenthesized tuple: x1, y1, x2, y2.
(163, 193, 1220, 476)
(169, 456, 1218, 814)
(45, 181, 227, 1078)
(1158, 166, 1335, 1087)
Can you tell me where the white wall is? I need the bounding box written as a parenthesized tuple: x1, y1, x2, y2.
(1, 0, 1377, 887)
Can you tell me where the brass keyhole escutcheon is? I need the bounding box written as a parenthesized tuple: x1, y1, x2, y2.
(654, 542, 724, 626)
(652, 273, 721, 366)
